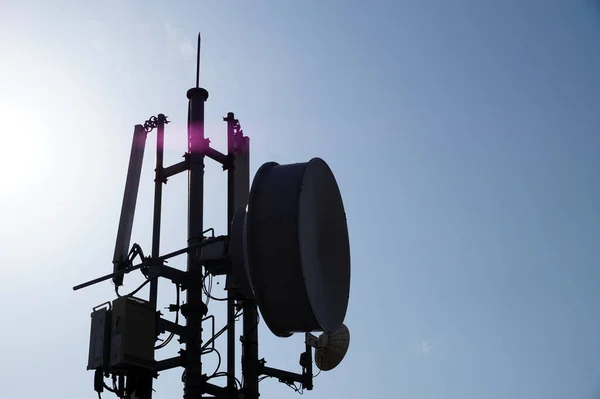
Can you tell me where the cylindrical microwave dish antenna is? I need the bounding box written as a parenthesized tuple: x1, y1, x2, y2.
(242, 158, 351, 337)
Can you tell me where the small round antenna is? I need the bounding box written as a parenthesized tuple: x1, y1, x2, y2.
(195, 33, 201, 88)
(307, 324, 350, 371)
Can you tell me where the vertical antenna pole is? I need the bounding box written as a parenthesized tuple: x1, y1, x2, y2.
(135, 114, 166, 399)
(225, 113, 237, 394)
(242, 301, 260, 399)
(150, 114, 166, 306)
(225, 114, 237, 395)
(196, 32, 201, 89)
(238, 114, 257, 398)
(184, 33, 209, 399)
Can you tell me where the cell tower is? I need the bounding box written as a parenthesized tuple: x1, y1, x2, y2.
(74, 34, 351, 399)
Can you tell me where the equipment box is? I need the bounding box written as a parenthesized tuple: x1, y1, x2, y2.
(110, 296, 155, 371)
(87, 306, 111, 370)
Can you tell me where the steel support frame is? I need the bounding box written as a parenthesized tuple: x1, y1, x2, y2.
(75, 34, 324, 398)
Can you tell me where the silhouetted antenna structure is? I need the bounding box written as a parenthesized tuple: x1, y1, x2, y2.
(74, 33, 352, 399)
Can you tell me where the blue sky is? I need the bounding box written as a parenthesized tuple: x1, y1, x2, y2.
(1, 1, 600, 398)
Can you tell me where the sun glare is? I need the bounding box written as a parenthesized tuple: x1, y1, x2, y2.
(0, 107, 46, 191)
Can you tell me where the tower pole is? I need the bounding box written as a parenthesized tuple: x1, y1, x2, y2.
(225, 113, 237, 396)
(183, 33, 209, 399)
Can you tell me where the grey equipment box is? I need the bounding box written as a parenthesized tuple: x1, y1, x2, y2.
(110, 296, 156, 371)
(87, 305, 112, 370)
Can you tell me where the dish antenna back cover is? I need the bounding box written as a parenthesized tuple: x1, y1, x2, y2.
(242, 158, 351, 337)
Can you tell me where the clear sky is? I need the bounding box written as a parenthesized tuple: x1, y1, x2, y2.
(1, 1, 600, 398)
